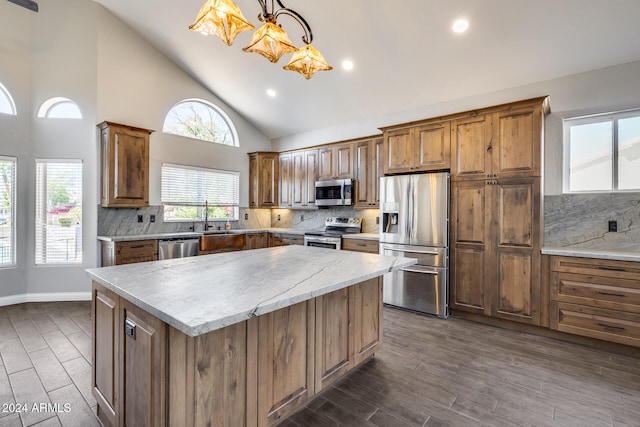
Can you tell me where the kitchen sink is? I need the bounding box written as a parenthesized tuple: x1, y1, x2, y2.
(199, 233, 245, 252)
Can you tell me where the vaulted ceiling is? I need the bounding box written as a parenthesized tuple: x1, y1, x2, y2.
(95, 0, 640, 140)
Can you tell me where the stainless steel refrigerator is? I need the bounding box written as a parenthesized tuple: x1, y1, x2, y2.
(379, 172, 449, 318)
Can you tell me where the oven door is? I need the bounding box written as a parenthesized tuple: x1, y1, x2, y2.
(382, 245, 448, 318)
(304, 235, 341, 250)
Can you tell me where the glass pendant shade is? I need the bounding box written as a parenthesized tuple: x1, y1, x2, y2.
(283, 44, 333, 79)
(188, 0, 254, 46)
(242, 22, 297, 63)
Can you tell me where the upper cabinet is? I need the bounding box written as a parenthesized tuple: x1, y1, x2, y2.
(382, 121, 451, 174)
(99, 122, 153, 208)
(318, 142, 354, 180)
(278, 153, 292, 208)
(279, 149, 318, 209)
(451, 99, 547, 181)
(248, 152, 278, 208)
(355, 137, 384, 208)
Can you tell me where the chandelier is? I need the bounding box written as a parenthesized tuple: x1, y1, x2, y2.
(189, 0, 332, 79)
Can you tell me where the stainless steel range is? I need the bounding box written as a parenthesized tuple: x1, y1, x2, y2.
(304, 217, 362, 250)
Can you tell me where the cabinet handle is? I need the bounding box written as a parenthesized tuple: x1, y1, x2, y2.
(129, 245, 145, 249)
(597, 266, 626, 272)
(125, 319, 136, 340)
(597, 323, 625, 332)
(356, 243, 367, 247)
(597, 291, 626, 297)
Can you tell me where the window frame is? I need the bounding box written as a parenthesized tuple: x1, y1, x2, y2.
(161, 163, 240, 222)
(37, 97, 82, 119)
(0, 82, 17, 116)
(0, 156, 16, 268)
(35, 159, 83, 266)
(162, 98, 239, 147)
(563, 108, 640, 193)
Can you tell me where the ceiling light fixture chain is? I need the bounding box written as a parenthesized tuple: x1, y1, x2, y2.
(189, 0, 331, 79)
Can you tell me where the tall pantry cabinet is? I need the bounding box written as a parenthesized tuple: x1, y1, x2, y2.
(449, 97, 549, 326)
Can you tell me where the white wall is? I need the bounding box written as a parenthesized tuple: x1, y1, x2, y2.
(0, 0, 271, 302)
(272, 60, 640, 196)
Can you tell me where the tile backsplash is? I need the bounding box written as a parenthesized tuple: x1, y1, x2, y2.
(97, 205, 380, 236)
(544, 193, 640, 250)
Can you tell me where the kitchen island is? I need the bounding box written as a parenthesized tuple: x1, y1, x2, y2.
(86, 245, 415, 427)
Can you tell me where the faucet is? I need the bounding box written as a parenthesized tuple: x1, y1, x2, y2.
(204, 200, 209, 231)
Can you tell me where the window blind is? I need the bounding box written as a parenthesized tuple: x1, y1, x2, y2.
(35, 159, 83, 265)
(0, 156, 16, 267)
(161, 163, 239, 207)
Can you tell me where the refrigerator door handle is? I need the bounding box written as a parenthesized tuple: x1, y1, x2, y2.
(390, 248, 440, 255)
(406, 178, 413, 238)
(401, 267, 439, 275)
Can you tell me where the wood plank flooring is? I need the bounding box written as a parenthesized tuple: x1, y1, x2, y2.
(0, 302, 638, 426)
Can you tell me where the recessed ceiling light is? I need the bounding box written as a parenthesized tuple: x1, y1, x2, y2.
(452, 18, 469, 33)
(266, 89, 277, 97)
(342, 60, 354, 71)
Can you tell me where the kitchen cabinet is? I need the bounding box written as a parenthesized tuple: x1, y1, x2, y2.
(244, 232, 270, 250)
(342, 238, 379, 254)
(101, 239, 158, 267)
(269, 233, 304, 247)
(278, 153, 292, 207)
(451, 100, 546, 181)
(449, 97, 548, 326)
(382, 121, 451, 174)
(99, 122, 153, 208)
(318, 142, 354, 180)
(249, 152, 278, 208)
(199, 233, 245, 254)
(550, 256, 640, 348)
(280, 149, 318, 209)
(355, 137, 384, 208)
(92, 283, 166, 427)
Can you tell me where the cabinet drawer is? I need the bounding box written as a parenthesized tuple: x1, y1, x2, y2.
(117, 254, 158, 265)
(551, 301, 640, 348)
(116, 240, 158, 256)
(551, 256, 640, 281)
(552, 272, 640, 313)
(342, 239, 379, 254)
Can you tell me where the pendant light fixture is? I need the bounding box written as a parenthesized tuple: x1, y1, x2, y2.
(189, 0, 332, 79)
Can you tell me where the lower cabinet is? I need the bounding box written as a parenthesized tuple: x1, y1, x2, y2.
(244, 232, 270, 249)
(92, 276, 383, 427)
(269, 233, 304, 247)
(101, 240, 158, 266)
(550, 256, 640, 348)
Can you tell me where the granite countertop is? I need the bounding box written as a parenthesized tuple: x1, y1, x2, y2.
(342, 233, 379, 241)
(541, 246, 640, 262)
(86, 245, 415, 337)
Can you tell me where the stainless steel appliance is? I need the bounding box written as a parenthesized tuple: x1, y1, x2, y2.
(158, 238, 200, 260)
(315, 179, 354, 206)
(379, 173, 450, 318)
(304, 217, 362, 249)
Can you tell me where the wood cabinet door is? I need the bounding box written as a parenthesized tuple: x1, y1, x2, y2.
(291, 151, 305, 208)
(317, 147, 334, 180)
(278, 153, 292, 207)
(450, 181, 491, 314)
(260, 154, 278, 207)
(315, 288, 351, 392)
(493, 105, 542, 178)
(451, 115, 493, 180)
(304, 149, 318, 207)
(414, 122, 451, 171)
(383, 128, 413, 174)
(258, 301, 315, 427)
(491, 178, 541, 324)
(92, 284, 119, 427)
(373, 138, 384, 206)
(351, 277, 383, 365)
(249, 154, 258, 208)
(355, 140, 372, 208)
(335, 143, 354, 179)
(120, 300, 166, 427)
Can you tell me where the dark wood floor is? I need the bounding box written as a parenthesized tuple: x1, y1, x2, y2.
(0, 302, 638, 426)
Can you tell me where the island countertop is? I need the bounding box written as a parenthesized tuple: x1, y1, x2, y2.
(86, 245, 415, 337)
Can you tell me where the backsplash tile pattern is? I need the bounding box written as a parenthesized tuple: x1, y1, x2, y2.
(97, 205, 380, 236)
(544, 193, 640, 250)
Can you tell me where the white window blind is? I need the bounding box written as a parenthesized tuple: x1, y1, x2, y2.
(0, 156, 16, 267)
(161, 163, 239, 221)
(35, 159, 83, 265)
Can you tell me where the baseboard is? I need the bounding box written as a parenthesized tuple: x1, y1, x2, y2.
(0, 292, 91, 306)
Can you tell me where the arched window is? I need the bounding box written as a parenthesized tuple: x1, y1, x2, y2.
(162, 99, 238, 146)
(37, 97, 82, 119)
(0, 82, 16, 116)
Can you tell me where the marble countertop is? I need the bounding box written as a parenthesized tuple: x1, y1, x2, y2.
(541, 246, 640, 262)
(86, 245, 415, 337)
(97, 228, 307, 242)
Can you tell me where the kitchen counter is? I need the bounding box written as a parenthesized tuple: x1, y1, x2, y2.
(97, 228, 307, 242)
(87, 245, 415, 337)
(541, 246, 640, 262)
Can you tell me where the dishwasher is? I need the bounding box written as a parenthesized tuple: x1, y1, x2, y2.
(158, 238, 200, 260)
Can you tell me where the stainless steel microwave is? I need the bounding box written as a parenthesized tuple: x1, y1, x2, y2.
(315, 179, 353, 206)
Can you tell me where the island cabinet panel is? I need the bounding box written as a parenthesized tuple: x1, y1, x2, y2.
(120, 300, 166, 427)
(99, 122, 152, 208)
(351, 277, 383, 365)
(315, 288, 351, 391)
(92, 286, 119, 427)
(258, 301, 315, 427)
